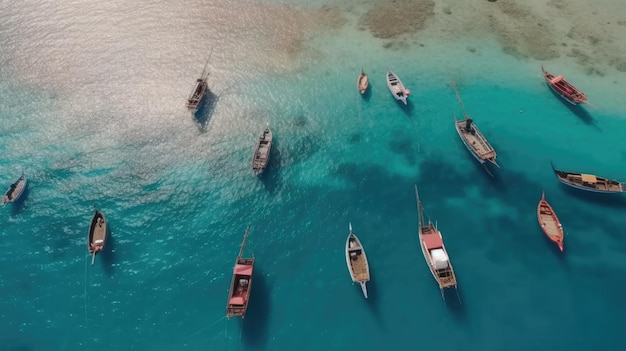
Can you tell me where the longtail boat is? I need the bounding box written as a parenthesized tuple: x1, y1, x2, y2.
(551, 162, 624, 193)
(541, 66, 588, 105)
(186, 49, 213, 111)
(357, 68, 369, 94)
(537, 192, 564, 252)
(226, 227, 254, 318)
(1, 172, 27, 207)
(252, 127, 273, 176)
(450, 81, 499, 175)
(87, 210, 107, 265)
(415, 185, 457, 296)
(345, 222, 370, 298)
(386, 70, 410, 105)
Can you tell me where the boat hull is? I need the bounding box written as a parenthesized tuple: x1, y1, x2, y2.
(386, 70, 408, 105)
(345, 229, 370, 298)
(2, 174, 27, 206)
(555, 178, 622, 193)
(537, 193, 564, 252)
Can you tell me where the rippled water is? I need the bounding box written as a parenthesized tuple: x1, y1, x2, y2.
(1, 1, 626, 350)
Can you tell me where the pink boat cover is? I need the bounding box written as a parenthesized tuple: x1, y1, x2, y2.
(550, 75, 564, 84)
(234, 264, 253, 276)
(422, 233, 443, 250)
(229, 296, 245, 305)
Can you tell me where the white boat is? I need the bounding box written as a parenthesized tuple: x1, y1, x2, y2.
(386, 70, 410, 105)
(345, 222, 370, 298)
(2, 172, 27, 207)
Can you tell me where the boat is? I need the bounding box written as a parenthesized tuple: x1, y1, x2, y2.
(252, 127, 273, 176)
(186, 50, 213, 111)
(226, 227, 254, 318)
(415, 185, 457, 295)
(551, 162, 624, 193)
(537, 192, 564, 252)
(357, 68, 369, 94)
(450, 81, 499, 173)
(541, 66, 588, 105)
(345, 222, 370, 298)
(87, 210, 107, 265)
(1, 172, 27, 207)
(386, 70, 410, 105)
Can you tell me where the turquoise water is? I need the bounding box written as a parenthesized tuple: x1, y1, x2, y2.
(2, 1, 626, 350)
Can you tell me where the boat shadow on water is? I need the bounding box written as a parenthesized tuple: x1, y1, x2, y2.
(258, 140, 281, 193)
(8, 186, 29, 215)
(444, 287, 466, 321)
(549, 89, 599, 129)
(99, 228, 116, 277)
(559, 184, 626, 209)
(240, 268, 270, 349)
(363, 269, 386, 330)
(361, 86, 372, 102)
(193, 90, 219, 131)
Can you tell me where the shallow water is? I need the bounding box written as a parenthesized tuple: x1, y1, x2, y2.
(1, 1, 626, 350)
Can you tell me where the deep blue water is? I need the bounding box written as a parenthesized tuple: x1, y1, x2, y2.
(1, 1, 626, 350)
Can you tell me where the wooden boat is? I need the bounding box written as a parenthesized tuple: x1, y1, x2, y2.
(386, 70, 410, 105)
(537, 192, 564, 252)
(551, 162, 624, 193)
(415, 185, 457, 295)
(87, 210, 107, 265)
(450, 81, 499, 173)
(252, 127, 273, 176)
(226, 227, 254, 318)
(1, 172, 26, 207)
(357, 69, 369, 94)
(345, 222, 370, 298)
(186, 50, 213, 111)
(541, 66, 588, 105)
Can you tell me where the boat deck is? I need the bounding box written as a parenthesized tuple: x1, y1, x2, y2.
(456, 119, 496, 160)
(560, 173, 623, 192)
(539, 205, 561, 239)
(348, 249, 369, 282)
(92, 220, 106, 243)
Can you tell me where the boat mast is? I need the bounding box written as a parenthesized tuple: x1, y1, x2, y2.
(450, 81, 471, 119)
(414, 185, 424, 229)
(200, 46, 214, 80)
(238, 226, 250, 258)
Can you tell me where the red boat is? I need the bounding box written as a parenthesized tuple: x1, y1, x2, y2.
(541, 66, 588, 105)
(226, 227, 254, 318)
(537, 192, 564, 252)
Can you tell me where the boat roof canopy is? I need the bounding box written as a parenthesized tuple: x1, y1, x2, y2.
(430, 249, 449, 270)
(234, 264, 253, 276)
(550, 75, 564, 84)
(229, 296, 245, 306)
(422, 232, 443, 250)
(581, 174, 597, 183)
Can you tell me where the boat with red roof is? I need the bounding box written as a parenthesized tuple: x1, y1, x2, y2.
(226, 227, 254, 318)
(541, 66, 588, 105)
(537, 192, 564, 252)
(415, 185, 457, 296)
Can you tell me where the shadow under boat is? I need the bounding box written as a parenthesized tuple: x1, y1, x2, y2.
(240, 267, 270, 349)
(558, 182, 626, 208)
(193, 89, 219, 130)
(548, 88, 598, 129)
(9, 185, 29, 215)
(99, 227, 116, 277)
(444, 286, 466, 321)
